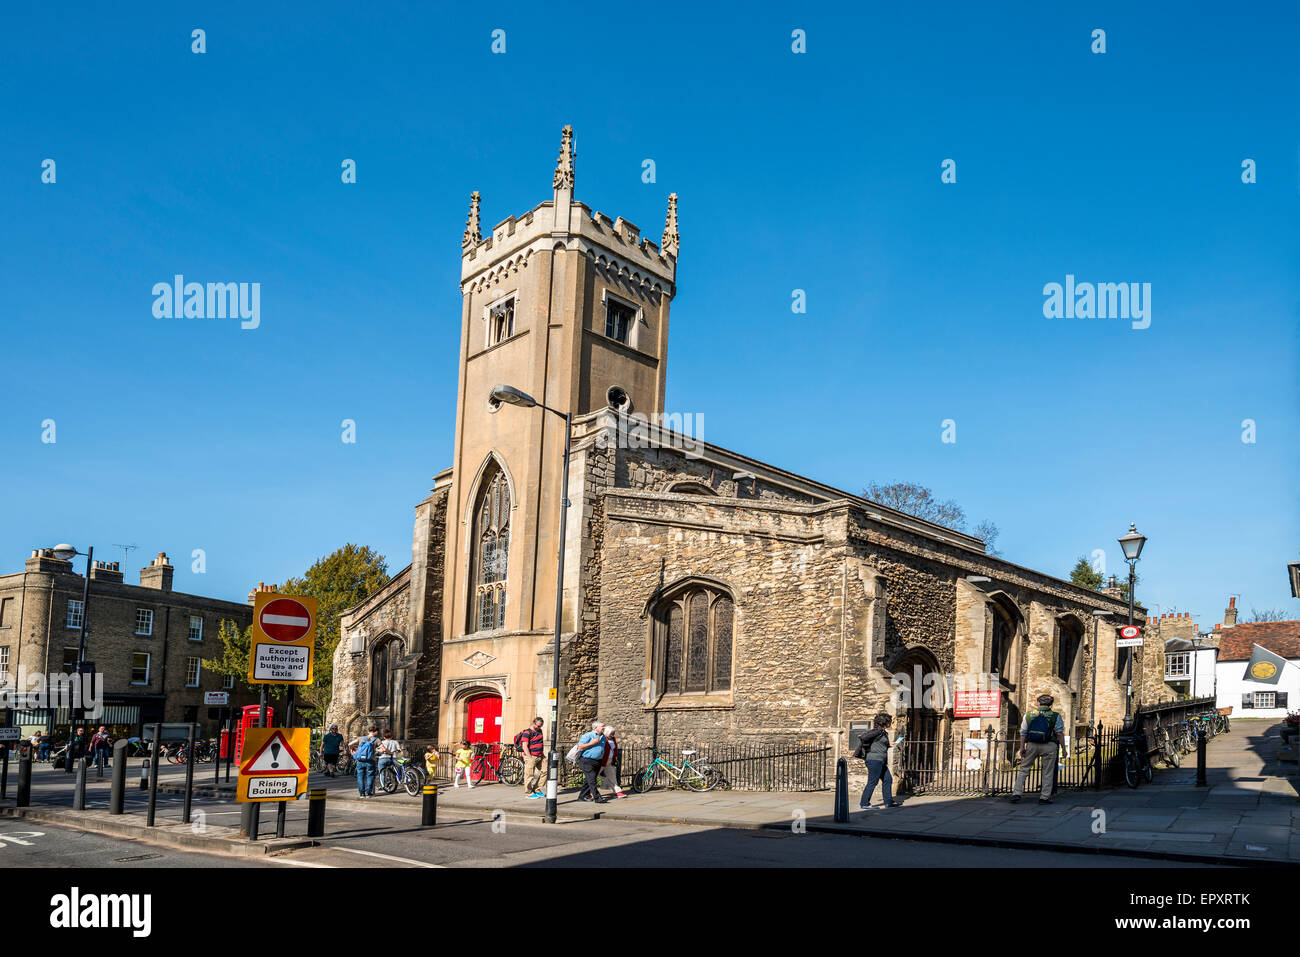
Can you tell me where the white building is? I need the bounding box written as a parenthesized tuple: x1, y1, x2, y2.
(1214, 620, 1299, 719)
(1164, 636, 1217, 700)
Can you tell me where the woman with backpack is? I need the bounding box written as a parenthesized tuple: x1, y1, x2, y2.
(854, 712, 902, 809)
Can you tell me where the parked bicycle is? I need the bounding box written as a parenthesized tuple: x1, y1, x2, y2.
(1152, 724, 1180, 768)
(632, 748, 722, 793)
(495, 743, 525, 787)
(468, 741, 500, 784)
(1115, 729, 1153, 788)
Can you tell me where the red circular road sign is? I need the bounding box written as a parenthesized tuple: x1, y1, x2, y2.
(259, 597, 313, 643)
(1119, 625, 1141, 639)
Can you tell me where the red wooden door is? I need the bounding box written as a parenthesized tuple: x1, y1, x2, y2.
(466, 693, 502, 744)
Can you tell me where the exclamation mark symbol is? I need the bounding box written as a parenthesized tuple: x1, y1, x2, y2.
(270, 742, 281, 768)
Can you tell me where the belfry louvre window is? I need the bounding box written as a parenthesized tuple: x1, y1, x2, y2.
(471, 465, 510, 632)
(604, 298, 635, 344)
(488, 297, 514, 347)
(653, 586, 734, 695)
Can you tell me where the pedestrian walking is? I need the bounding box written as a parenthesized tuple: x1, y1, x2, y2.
(1010, 693, 1065, 805)
(514, 717, 546, 798)
(376, 728, 401, 784)
(90, 725, 111, 771)
(854, 713, 902, 809)
(452, 740, 474, 788)
(30, 731, 46, 761)
(320, 724, 343, 776)
(573, 721, 608, 803)
(68, 726, 88, 767)
(351, 727, 379, 798)
(599, 725, 626, 798)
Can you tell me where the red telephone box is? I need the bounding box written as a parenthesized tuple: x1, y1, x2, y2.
(235, 704, 274, 763)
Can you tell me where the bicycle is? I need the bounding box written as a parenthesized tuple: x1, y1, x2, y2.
(496, 743, 525, 787)
(378, 756, 426, 795)
(468, 742, 499, 784)
(1152, 724, 1180, 769)
(1115, 730, 1153, 788)
(631, 748, 722, 793)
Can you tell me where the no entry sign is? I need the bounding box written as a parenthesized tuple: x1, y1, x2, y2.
(1119, 625, 1141, 639)
(247, 592, 316, 685)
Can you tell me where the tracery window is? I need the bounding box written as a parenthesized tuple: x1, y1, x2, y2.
(653, 585, 734, 696)
(471, 465, 510, 632)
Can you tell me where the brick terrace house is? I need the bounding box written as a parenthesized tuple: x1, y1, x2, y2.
(0, 549, 257, 739)
(326, 128, 1160, 769)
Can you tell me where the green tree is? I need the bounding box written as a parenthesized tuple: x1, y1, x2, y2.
(203, 544, 389, 722)
(282, 544, 389, 719)
(1069, 556, 1105, 590)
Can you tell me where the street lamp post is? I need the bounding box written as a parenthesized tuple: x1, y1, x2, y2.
(489, 385, 572, 825)
(51, 543, 93, 774)
(1117, 523, 1147, 723)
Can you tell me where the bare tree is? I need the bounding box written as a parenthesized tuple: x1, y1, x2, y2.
(1246, 607, 1290, 623)
(864, 481, 1001, 556)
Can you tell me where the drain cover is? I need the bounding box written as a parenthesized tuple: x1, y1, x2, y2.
(114, 854, 163, 862)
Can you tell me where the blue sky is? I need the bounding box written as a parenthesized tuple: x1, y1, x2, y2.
(2, 2, 1297, 627)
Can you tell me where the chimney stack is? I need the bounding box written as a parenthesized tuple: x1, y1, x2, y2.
(139, 552, 174, 591)
(247, 581, 278, 606)
(90, 560, 124, 583)
(1223, 596, 1238, 628)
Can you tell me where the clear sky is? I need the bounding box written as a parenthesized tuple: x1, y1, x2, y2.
(2, 2, 1297, 627)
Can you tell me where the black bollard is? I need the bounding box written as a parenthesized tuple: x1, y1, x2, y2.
(1196, 726, 1207, 787)
(1, 744, 9, 799)
(139, 758, 150, 789)
(16, 751, 32, 807)
(146, 722, 161, 827)
(110, 740, 127, 814)
(73, 757, 88, 811)
(834, 757, 849, 823)
(182, 722, 197, 825)
(307, 788, 326, 837)
(276, 799, 287, 839)
(422, 782, 439, 826)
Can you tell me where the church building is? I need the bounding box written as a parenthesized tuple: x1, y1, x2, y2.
(326, 127, 1159, 768)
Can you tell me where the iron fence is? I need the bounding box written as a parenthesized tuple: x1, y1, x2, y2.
(417, 739, 830, 791)
(894, 696, 1224, 796)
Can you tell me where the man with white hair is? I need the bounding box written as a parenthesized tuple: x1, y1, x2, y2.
(573, 720, 608, 803)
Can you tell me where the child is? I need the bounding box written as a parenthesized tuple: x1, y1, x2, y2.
(453, 739, 474, 788)
(424, 744, 439, 780)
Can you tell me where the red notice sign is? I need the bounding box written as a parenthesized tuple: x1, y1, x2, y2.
(954, 690, 1001, 718)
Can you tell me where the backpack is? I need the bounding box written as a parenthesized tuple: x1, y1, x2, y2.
(354, 737, 376, 761)
(513, 729, 529, 749)
(1023, 709, 1058, 744)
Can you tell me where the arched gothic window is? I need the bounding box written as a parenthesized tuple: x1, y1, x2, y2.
(652, 584, 734, 696)
(470, 464, 510, 632)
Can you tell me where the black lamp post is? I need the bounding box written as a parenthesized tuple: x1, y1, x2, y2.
(1117, 523, 1147, 721)
(51, 543, 93, 773)
(489, 384, 572, 825)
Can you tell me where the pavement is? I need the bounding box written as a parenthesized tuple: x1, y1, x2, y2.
(3, 717, 1295, 866)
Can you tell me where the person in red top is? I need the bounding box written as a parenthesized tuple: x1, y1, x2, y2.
(599, 725, 626, 798)
(516, 717, 547, 798)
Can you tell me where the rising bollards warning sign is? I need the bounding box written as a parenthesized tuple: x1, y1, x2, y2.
(236, 727, 310, 803)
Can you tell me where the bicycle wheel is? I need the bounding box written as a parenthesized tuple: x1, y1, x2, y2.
(498, 757, 524, 787)
(403, 768, 424, 796)
(1123, 751, 1139, 788)
(1163, 744, 1180, 769)
(683, 764, 721, 792)
(378, 765, 399, 794)
(469, 757, 488, 784)
(632, 767, 661, 793)
(1142, 756, 1154, 783)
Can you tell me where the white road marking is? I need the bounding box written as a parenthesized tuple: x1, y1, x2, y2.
(0, 830, 45, 846)
(265, 857, 335, 868)
(325, 846, 444, 868)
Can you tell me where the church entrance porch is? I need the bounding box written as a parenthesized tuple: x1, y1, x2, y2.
(465, 692, 502, 745)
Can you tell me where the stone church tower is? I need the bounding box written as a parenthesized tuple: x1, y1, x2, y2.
(329, 127, 681, 747)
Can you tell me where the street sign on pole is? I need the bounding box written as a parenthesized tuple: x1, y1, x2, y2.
(1116, 637, 1144, 647)
(247, 594, 316, 685)
(236, 727, 310, 802)
(0, 728, 20, 742)
(1119, 625, 1141, 640)
(204, 691, 229, 706)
